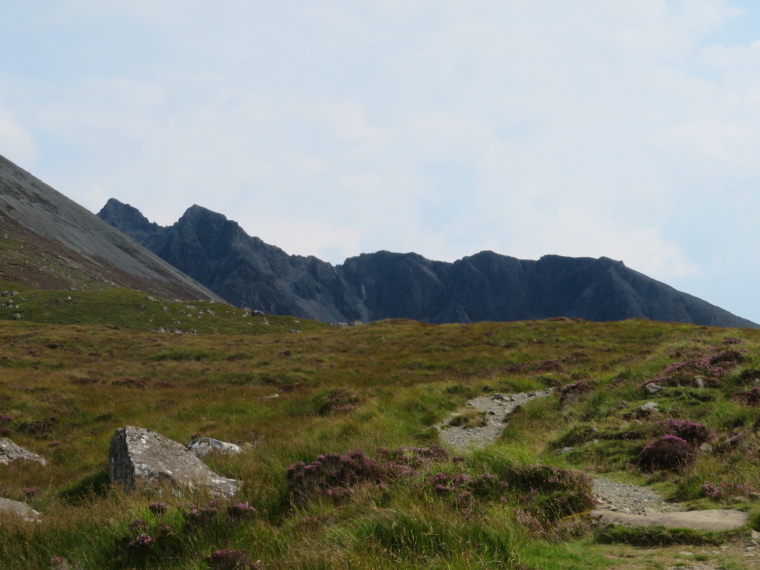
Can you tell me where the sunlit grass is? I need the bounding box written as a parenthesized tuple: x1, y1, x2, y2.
(1, 285, 760, 566)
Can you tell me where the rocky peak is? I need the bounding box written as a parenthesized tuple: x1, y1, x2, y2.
(97, 198, 161, 243)
(97, 199, 760, 329)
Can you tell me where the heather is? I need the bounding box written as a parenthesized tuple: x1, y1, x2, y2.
(1, 284, 760, 567)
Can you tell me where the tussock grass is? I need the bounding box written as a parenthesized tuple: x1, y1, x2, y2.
(1, 286, 760, 566)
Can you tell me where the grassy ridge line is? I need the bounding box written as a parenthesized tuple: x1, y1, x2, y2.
(0, 287, 759, 567)
(0, 279, 330, 334)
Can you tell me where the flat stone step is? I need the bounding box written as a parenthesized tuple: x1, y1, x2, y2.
(590, 509, 748, 532)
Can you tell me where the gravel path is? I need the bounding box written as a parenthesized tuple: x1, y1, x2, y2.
(436, 390, 554, 450)
(592, 478, 680, 515)
(437, 391, 755, 567)
(438, 391, 683, 516)
(438, 391, 747, 532)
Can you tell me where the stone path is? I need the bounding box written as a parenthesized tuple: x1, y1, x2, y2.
(437, 390, 553, 450)
(591, 477, 747, 532)
(438, 391, 748, 534)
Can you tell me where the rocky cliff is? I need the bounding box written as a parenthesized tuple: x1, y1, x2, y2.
(98, 199, 758, 328)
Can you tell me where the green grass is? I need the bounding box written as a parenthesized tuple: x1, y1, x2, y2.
(1, 284, 760, 567)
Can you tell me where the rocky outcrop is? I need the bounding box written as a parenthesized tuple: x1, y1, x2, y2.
(0, 438, 48, 466)
(187, 437, 242, 458)
(0, 497, 42, 522)
(108, 426, 239, 497)
(99, 200, 759, 328)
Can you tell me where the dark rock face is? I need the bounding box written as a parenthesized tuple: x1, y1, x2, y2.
(108, 426, 239, 497)
(98, 200, 758, 328)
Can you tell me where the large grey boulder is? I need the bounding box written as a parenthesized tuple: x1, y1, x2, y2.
(0, 438, 48, 466)
(0, 497, 42, 522)
(187, 437, 242, 458)
(108, 426, 239, 497)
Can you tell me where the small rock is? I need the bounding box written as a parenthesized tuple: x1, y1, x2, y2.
(0, 438, 48, 465)
(644, 383, 663, 394)
(0, 497, 41, 523)
(694, 377, 705, 389)
(679, 551, 694, 557)
(640, 401, 659, 413)
(49, 556, 72, 570)
(187, 437, 242, 458)
(560, 447, 574, 454)
(699, 443, 713, 453)
(492, 393, 506, 401)
(752, 529, 760, 541)
(11, 313, 21, 321)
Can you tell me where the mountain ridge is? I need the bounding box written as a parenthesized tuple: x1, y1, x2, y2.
(98, 198, 759, 328)
(0, 154, 221, 302)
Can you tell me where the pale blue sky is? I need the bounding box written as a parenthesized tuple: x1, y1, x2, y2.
(2, 1, 760, 322)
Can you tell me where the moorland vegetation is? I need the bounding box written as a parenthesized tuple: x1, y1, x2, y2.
(1, 280, 760, 568)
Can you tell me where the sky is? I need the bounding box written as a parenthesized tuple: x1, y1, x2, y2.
(2, 1, 760, 321)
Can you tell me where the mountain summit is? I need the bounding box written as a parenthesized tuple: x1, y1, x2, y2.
(98, 199, 757, 328)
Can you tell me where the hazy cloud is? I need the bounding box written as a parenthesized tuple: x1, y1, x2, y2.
(2, 1, 760, 319)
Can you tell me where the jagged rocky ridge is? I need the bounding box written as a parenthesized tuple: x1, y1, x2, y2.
(98, 199, 759, 328)
(0, 154, 220, 301)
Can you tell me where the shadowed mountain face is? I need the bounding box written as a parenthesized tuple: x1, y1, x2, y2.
(0, 154, 220, 301)
(98, 199, 759, 328)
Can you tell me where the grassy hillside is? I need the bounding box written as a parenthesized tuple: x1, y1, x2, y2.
(1, 286, 760, 568)
(0, 279, 329, 334)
